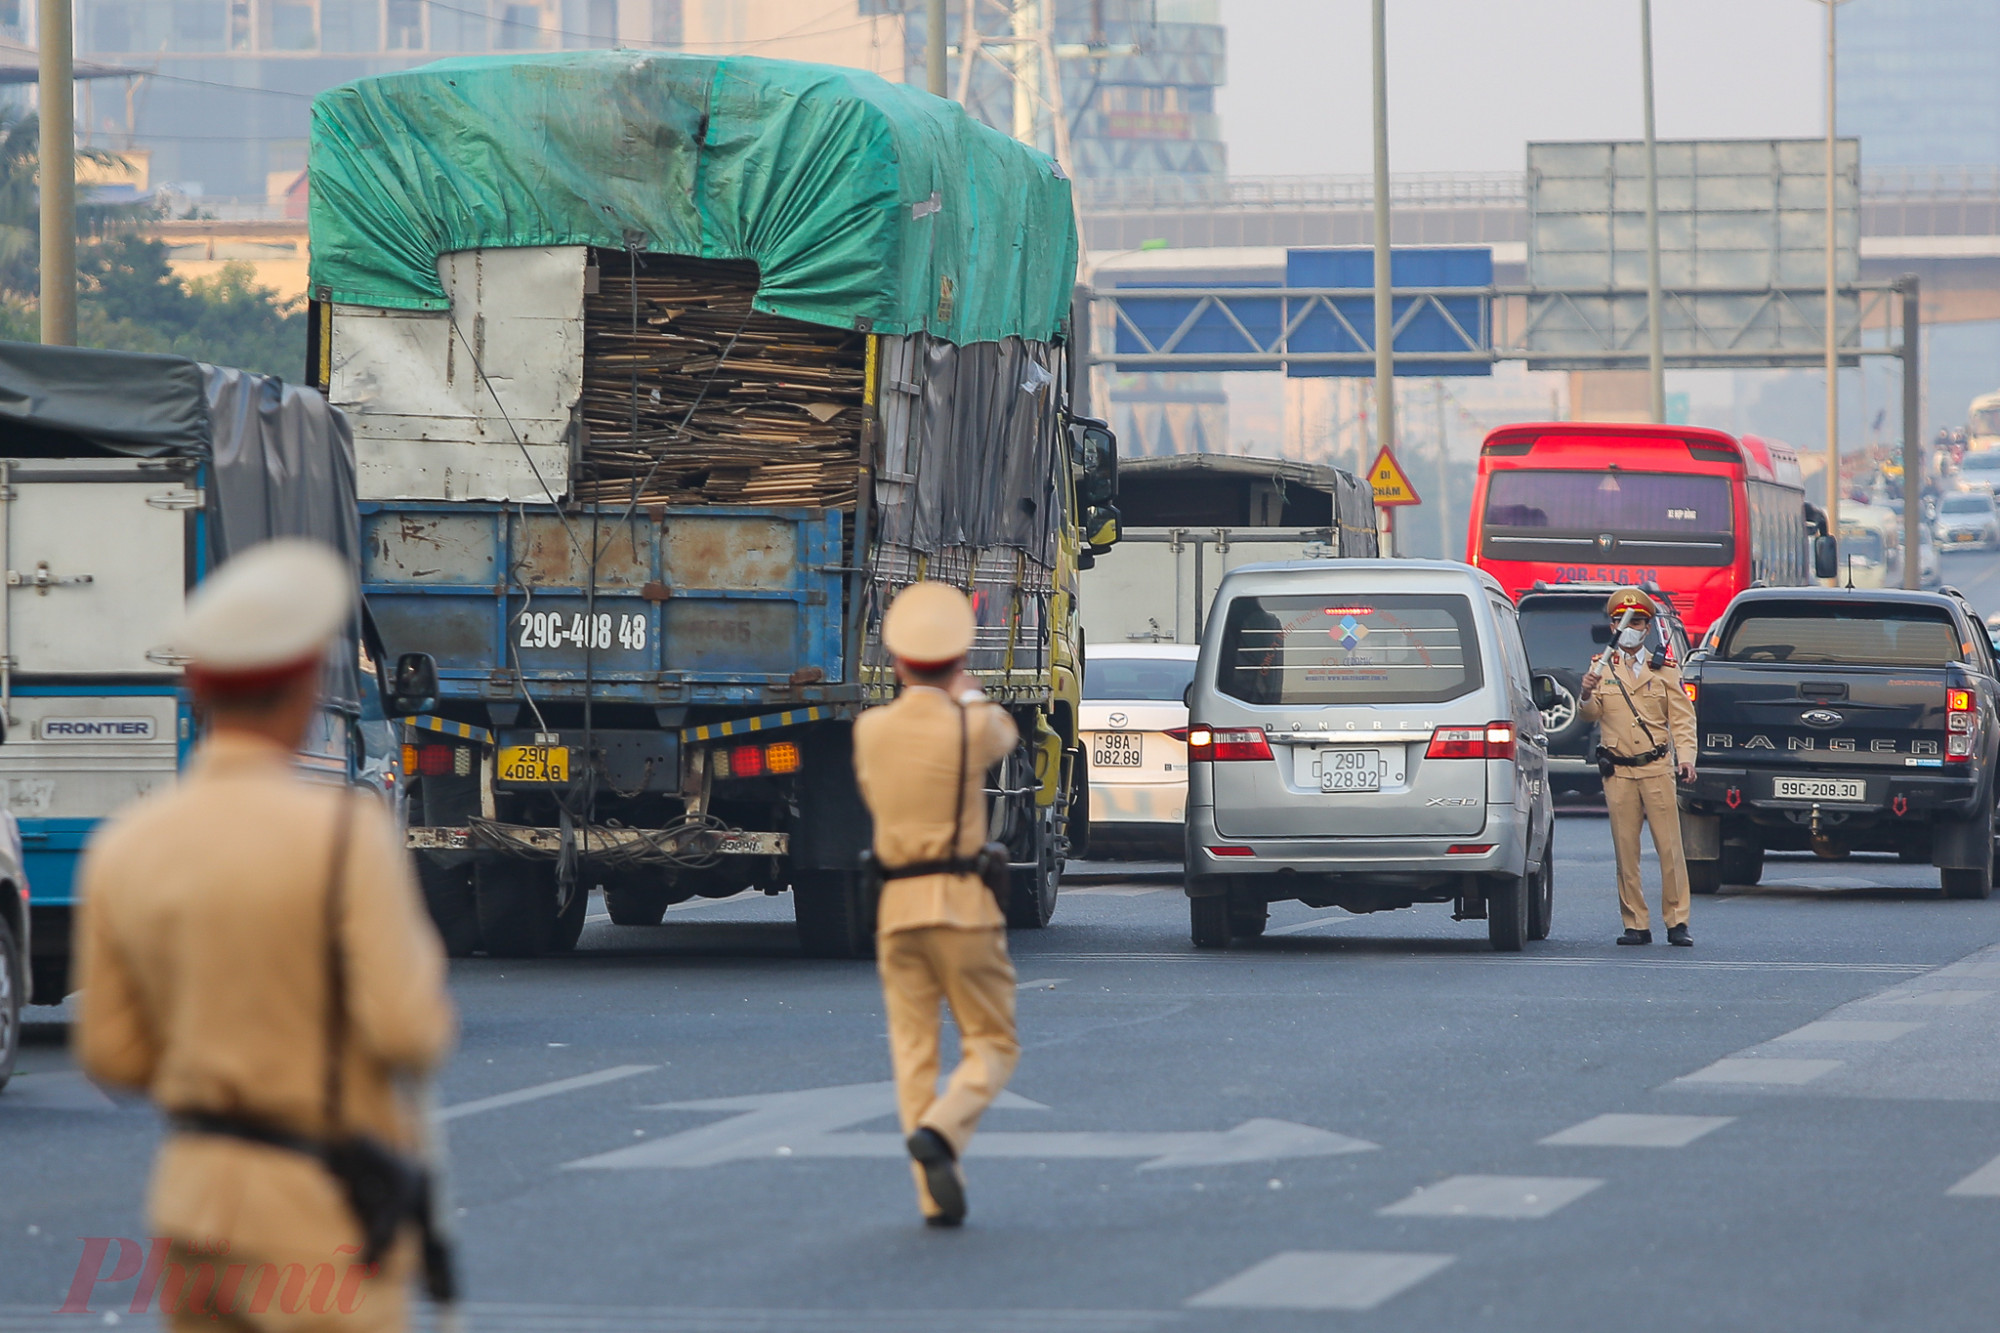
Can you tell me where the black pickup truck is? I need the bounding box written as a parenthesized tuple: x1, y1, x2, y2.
(1680, 587, 2000, 898)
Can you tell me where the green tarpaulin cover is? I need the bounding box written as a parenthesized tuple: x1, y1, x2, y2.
(308, 51, 1078, 345)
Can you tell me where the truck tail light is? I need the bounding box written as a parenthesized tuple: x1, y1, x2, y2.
(408, 743, 470, 777)
(1948, 689, 1976, 761)
(1185, 726, 1273, 762)
(1426, 722, 1515, 760)
(1682, 682, 1698, 703)
(714, 741, 804, 780)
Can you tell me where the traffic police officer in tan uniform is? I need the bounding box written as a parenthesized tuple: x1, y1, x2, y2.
(1580, 587, 1700, 947)
(852, 582, 1020, 1228)
(74, 540, 455, 1330)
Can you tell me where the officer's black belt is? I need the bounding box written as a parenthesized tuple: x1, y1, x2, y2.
(171, 1109, 326, 1158)
(1596, 742, 1669, 769)
(878, 856, 985, 881)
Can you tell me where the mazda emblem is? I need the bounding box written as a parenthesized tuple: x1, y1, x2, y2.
(1800, 708, 1843, 728)
(1108, 712, 1129, 728)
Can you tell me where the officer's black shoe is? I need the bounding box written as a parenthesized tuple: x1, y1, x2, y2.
(1617, 928, 1653, 945)
(908, 1127, 966, 1226)
(1667, 924, 1693, 947)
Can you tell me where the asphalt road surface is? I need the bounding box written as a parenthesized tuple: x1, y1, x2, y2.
(9, 790, 2000, 1332)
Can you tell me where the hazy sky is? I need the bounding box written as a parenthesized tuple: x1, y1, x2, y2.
(1218, 0, 1827, 177)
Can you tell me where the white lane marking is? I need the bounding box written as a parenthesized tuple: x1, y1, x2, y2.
(1064, 885, 1169, 896)
(1379, 1174, 1603, 1220)
(666, 890, 761, 913)
(1264, 913, 1349, 937)
(439, 1064, 658, 1122)
(1946, 1153, 2000, 1196)
(1771, 1019, 1924, 1043)
(1030, 952, 1930, 973)
(1872, 989, 1995, 1007)
(0, 1070, 118, 1112)
(1540, 1113, 1734, 1148)
(1864, 980, 1992, 1000)
(1016, 977, 1069, 990)
(564, 1081, 1376, 1171)
(587, 913, 610, 922)
(1185, 1251, 1455, 1312)
(1674, 1057, 1843, 1086)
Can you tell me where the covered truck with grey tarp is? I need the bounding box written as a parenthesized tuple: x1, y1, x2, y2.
(307, 51, 1120, 961)
(0, 341, 363, 1006)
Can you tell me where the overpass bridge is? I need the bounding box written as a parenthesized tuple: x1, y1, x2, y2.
(1081, 168, 2000, 324)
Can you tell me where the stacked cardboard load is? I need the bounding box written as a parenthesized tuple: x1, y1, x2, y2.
(577, 252, 865, 509)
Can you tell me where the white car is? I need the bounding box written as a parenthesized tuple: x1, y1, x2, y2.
(1936, 492, 2000, 551)
(1956, 449, 2000, 495)
(1080, 645, 1198, 858)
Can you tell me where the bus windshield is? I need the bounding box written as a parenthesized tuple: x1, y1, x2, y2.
(1483, 470, 1733, 535)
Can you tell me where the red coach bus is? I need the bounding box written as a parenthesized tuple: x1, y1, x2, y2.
(1468, 422, 1835, 637)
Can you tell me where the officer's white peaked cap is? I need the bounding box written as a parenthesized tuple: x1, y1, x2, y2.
(177, 538, 354, 676)
(882, 581, 976, 665)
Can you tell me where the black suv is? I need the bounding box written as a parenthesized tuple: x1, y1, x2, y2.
(1681, 586, 2000, 897)
(1515, 584, 1692, 797)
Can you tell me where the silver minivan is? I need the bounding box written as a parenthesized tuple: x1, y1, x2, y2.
(1184, 560, 1555, 951)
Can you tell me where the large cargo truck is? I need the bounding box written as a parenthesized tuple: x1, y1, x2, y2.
(1079, 454, 1376, 648)
(0, 343, 364, 1004)
(309, 52, 1120, 960)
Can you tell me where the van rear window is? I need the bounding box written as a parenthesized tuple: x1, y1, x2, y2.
(1720, 602, 1963, 666)
(1215, 593, 1484, 706)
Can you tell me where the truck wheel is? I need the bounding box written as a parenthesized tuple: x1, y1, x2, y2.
(602, 871, 673, 926)
(1688, 860, 1723, 895)
(0, 915, 19, 1090)
(795, 870, 873, 960)
(549, 879, 589, 953)
(1067, 768, 1091, 862)
(1721, 839, 1764, 887)
(1190, 895, 1230, 949)
(1005, 800, 1061, 929)
(474, 860, 556, 957)
(1940, 810, 1997, 900)
(28, 955, 70, 1007)
(417, 855, 482, 958)
(1528, 832, 1555, 942)
(1227, 895, 1268, 939)
(1487, 874, 1528, 952)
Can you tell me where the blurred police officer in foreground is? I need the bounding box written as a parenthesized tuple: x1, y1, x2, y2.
(74, 540, 455, 1330)
(1580, 587, 1699, 947)
(852, 582, 1021, 1227)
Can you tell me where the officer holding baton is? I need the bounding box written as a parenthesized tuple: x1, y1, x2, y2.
(1580, 587, 1699, 947)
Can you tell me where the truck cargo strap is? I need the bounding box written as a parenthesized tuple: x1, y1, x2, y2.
(408, 821, 786, 862)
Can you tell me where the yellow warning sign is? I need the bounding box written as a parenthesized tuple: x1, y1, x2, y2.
(1367, 446, 1421, 506)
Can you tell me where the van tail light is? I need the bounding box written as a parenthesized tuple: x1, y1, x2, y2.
(1185, 726, 1273, 762)
(1426, 722, 1515, 760)
(1948, 688, 1976, 761)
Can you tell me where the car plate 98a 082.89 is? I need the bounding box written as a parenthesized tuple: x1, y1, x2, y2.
(497, 744, 569, 783)
(1091, 732, 1143, 767)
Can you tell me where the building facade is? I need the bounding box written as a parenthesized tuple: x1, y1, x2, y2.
(1839, 0, 2000, 169)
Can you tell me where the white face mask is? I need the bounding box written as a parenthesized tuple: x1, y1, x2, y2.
(1617, 625, 1648, 651)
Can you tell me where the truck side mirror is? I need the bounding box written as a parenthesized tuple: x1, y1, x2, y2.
(1813, 533, 1839, 580)
(1531, 673, 1559, 712)
(1085, 503, 1121, 555)
(387, 652, 439, 716)
(1073, 420, 1119, 507)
